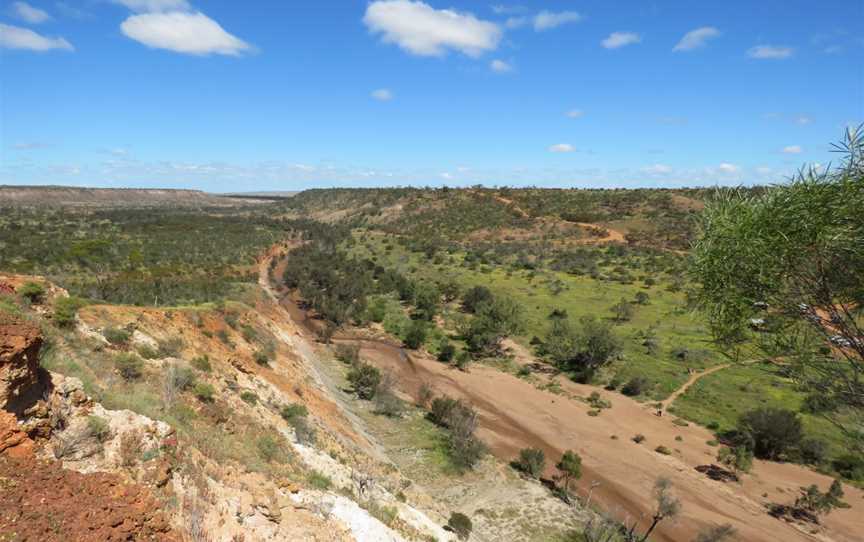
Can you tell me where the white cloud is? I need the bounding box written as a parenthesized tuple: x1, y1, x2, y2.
(120, 12, 251, 56)
(533, 10, 582, 31)
(794, 115, 812, 125)
(782, 145, 803, 154)
(440, 172, 454, 180)
(490, 59, 512, 73)
(549, 143, 575, 153)
(111, 0, 190, 12)
(718, 162, 740, 173)
(0, 23, 73, 51)
(504, 16, 527, 29)
(602, 32, 641, 49)
(673, 26, 720, 52)
(371, 88, 394, 101)
(12, 2, 50, 24)
(566, 109, 584, 119)
(363, 0, 501, 57)
(643, 164, 672, 174)
(12, 142, 52, 150)
(748, 45, 793, 59)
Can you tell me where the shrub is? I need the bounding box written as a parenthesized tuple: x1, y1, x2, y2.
(240, 391, 258, 405)
(633, 434, 646, 444)
(655, 445, 672, 455)
(798, 438, 827, 465)
(18, 282, 46, 303)
(115, 353, 143, 381)
(417, 382, 434, 408)
(103, 327, 131, 346)
(157, 336, 184, 358)
(119, 430, 144, 467)
(453, 350, 471, 371)
(86, 416, 111, 442)
(281, 403, 308, 421)
(191, 355, 212, 372)
(461, 286, 492, 313)
(347, 362, 381, 400)
(256, 435, 282, 463)
(717, 445, 753, 475)
(403, 319, 427, 350)
(193, 382, 215, 403)
(513, 448, 545, 479)
(832, 454, 864, 481)
(621, 376, 650, 397)
(53, 296, 86, 328)
(737, 408, 803, 460)
(136, 344, 160, 360)
(168, 364, 196, 391)
(447, 512, 473, 541)
(437, 339, 456, 362)
(253, 350, 270, 366)
(307, 471, 332, 490)
(335, 344, 360, 365)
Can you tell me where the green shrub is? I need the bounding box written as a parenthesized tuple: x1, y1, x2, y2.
(191, 355, 212, 372)
(737, 407, 803, 460)
(281, 403, 308, 420)
(157, 336, 184, 358)
(115, 353, 143, 381)
(18, 282, 46, 303)
(655, 445, 672, 455)
(798, 438, 827, 465)
(256, 435, 282, 462)
(137, 344, 160, 359)
(335, 344, 360, 365)
(54, 296, 86, 328)
(241, 323, 258, 343)
(832, 454, 864, 481)
(240, 391, 258, 405)
(512, 448, 545, 479)
(193, 382, 215, 402)
(403, 319, 427, 349)
(437, 339, 456, 362)
(347, 362, 381, 400)
(621, 376, 650, 397)
(168, 364, 196, 391)
(253, 350, 270, 366)
(103, 327, 131, 346)
(307, 471, 331, 490)
(633, 434, 646, 444)
(447, 512, 472, 540)
(86, 416, 111, 442)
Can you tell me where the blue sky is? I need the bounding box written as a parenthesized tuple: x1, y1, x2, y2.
(1, 0, 862, 191)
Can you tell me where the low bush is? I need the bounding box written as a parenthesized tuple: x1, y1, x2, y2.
(86, 416, 111, 442)
(53, 296, 86, 328)
(447, 512, 473, 541)
(103, 327, 131, 346)
(347, 362, 381, 400)
(832, 454, 864, 481)
(191, 355, 212, 372)
(193, 382, 215, 403)
(18, 282, 46, 303)
(633, 434, 646, 444)
(655, 445, 672, 455)
(512, 447, 545, 479)
(240, 391, 258, 405)
(621, 376, 650, 397)
(115, 353, 143, 381)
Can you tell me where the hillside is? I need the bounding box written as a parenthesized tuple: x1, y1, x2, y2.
(0, 185, 273, 208)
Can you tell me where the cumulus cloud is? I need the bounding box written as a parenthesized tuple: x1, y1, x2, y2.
(782, 145, 803, 154)
(12, 2, 50, 24)
(566, 109, 584, 119)
(120, 11, 251, 56)
(363, 0, 501, 57)
(0, 23, 73, 51)
(533, 11, 582, 31)
(718, 162, 740, 173)
(643, 164, 672, 174)
(673, 26, 720, 52)
(602, 32, 641, 49)
(111, 0, 190, 12)
(371, 88, 394, 101)
(549, 143, 575, 153)
(748, 45, 793, 59)
(490, 59, 512, 73)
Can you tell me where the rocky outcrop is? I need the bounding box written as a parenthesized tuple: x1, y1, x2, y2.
(0, 313, 46, 415)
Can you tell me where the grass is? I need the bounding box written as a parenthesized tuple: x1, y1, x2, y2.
(670, 362, 851, 465)
(350, 231, 721, 400)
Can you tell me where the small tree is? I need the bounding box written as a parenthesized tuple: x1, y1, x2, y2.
(556, 450, 583, 494)
(437, 339, 456, 362)
(611, 298, 634, 322)
(717, 445, 753, 476)
(115, 353, 143, 381)
(514, 448, 545, 479)
(634, 292, 650, 305)
(629, 477, 681, 542)
(794, 479, 846, 517)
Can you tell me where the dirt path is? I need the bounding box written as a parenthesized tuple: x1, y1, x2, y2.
(660, 364, 731, 411)
(266, 248, 864, 542)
